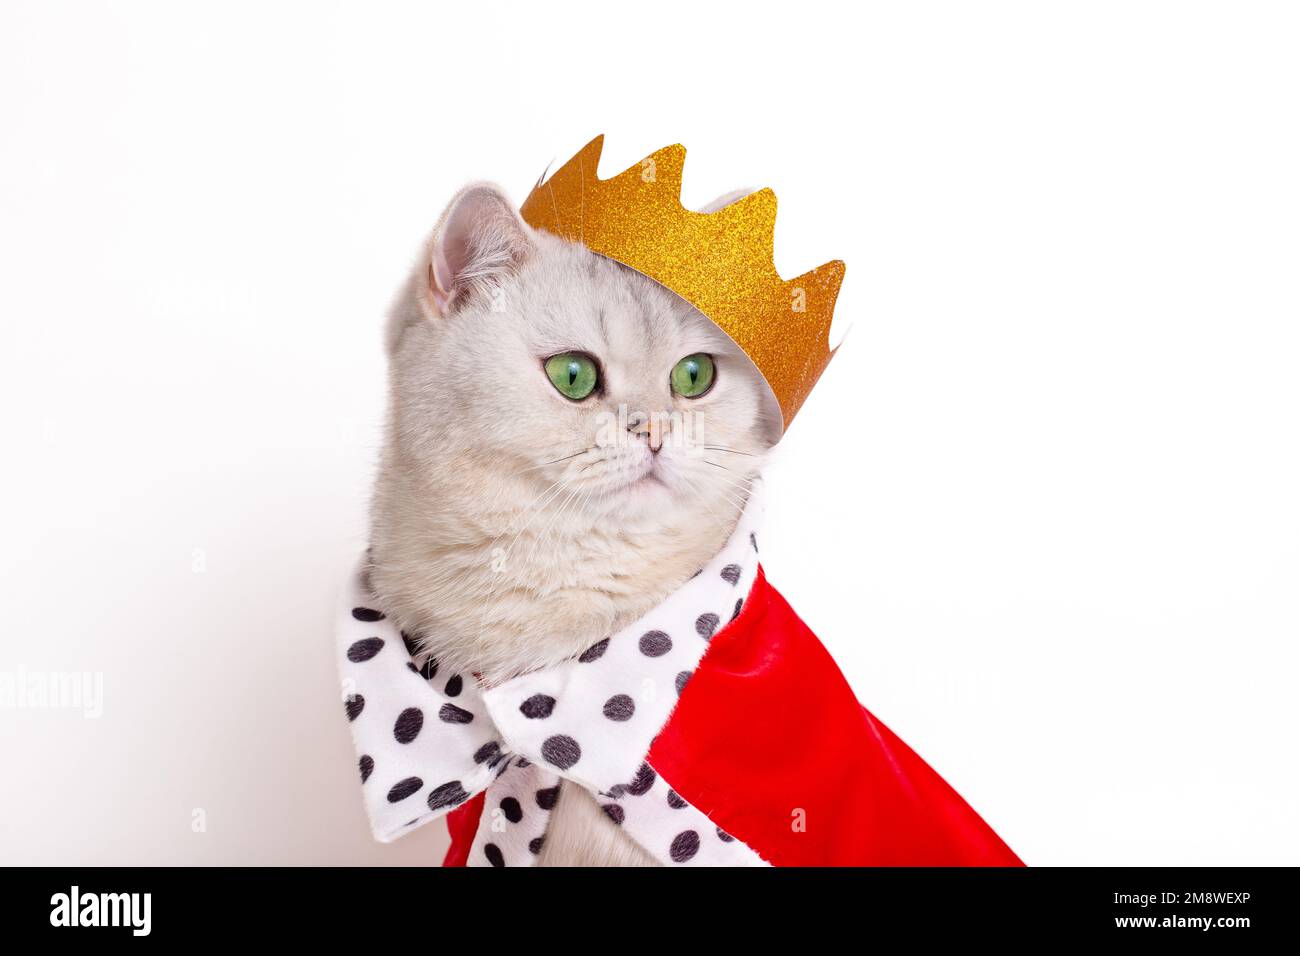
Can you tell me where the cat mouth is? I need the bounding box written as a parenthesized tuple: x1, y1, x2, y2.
(624, 463, 669, 493)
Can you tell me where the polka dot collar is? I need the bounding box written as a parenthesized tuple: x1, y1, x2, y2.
(337, 489, 769, 866)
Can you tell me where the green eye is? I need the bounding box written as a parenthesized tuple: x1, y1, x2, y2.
(544, 352, 599, 400)
(670, 353, 715, 398)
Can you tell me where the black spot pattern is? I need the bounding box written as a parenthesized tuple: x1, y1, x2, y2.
(541, 734, 581, 770)
(639, 630, 672, 657)
(500, 797, 523, 823)
(344, 695, 365, 721)
(386, 776, 422, 803)
(427, 780, 469, 810)
(402, 632, 439, 679)
(670, 829, 701, 863)
(346, 637, 384, 663)
(602, 694, 635, 721)
(341, 529, 764, 866)
(393, 707, 424, 744)
(695, 612, 720, 639)
(627, 762, 656, 796)
(438, 703, 474, 724)
(519, 694, 556, 719)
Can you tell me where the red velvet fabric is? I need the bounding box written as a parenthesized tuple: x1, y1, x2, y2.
(443, 568, 1022, 866)
(441, 791, 484, 867)
(650, 569, 1022, 866)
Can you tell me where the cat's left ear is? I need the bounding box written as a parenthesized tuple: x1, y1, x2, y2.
(425, 183, 532, 317)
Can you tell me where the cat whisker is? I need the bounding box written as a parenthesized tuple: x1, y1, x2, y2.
(697, 444, 760, 458)
(697, 461, 759, 510)
(472, 475, 573, 642)
(680, 469, 750, 527)
(520, 483, 585, 571)
(700, 459, 757, 483)
(699, 457, 758, 480)
(712, 476, 759, 504)
(677, 471, 725, 524)
(518, 447, 596, 473)
(494, 476, 569, 543)
(473, 480, 587, 647)
(710, 485, 753, 515)
(704, 468, 758, 489)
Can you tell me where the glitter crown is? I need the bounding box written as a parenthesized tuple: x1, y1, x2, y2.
(519, 135, 845, 430)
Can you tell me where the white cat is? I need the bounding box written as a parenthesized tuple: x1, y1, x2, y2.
(368, 182, 778, 866)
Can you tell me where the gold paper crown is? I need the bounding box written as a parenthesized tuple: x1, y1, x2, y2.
(520, 136, 845, 429)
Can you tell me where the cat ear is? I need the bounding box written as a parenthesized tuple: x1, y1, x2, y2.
(426, 183, 532, 316)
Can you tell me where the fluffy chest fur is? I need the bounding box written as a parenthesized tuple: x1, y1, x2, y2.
(536, 780, 660, 867)
(369, 451, 739, 684)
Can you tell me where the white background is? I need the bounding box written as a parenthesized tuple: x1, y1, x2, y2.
(1, 0, 1297, 865)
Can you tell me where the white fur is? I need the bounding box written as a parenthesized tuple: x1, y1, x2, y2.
(368, 183, 777, 865)
(535, 781, 659, 867)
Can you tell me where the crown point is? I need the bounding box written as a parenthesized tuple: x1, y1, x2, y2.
(608, 142, 686, 196)
(708, 188, 778, 260)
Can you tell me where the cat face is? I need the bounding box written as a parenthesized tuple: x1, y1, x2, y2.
(387, 184, 779, 524)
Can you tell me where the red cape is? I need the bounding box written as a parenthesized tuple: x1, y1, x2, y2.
(446, 568, 1022, 866)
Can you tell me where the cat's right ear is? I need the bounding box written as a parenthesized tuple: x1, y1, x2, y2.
(423, 183, 532, 318)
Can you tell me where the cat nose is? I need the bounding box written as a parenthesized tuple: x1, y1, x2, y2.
(626, 411, 664, 453)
